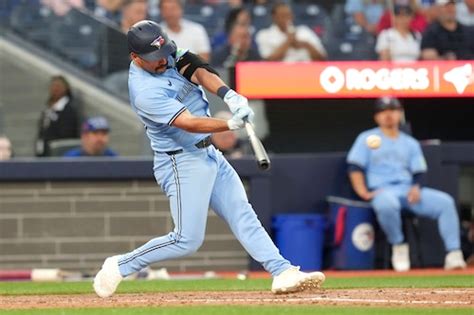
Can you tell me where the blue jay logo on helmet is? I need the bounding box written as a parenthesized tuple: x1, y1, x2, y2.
(151, 36, 165, 50)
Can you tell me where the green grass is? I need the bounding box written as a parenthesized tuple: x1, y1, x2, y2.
(1, 306, 472, 315)
(1, 275, 472, 314)
(0, 274, 472, 296)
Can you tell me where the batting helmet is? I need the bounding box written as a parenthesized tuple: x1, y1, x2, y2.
(127, 20, 177, 62)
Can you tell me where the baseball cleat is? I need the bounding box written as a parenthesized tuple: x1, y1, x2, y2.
(271, 266, 325, 294)
(444, 250, 467, 270)
(391, 243, 410, 272)
(93, 255, 123, 298)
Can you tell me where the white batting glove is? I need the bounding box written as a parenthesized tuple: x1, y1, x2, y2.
(223, 89, 255, 123)
(227, 116, 245, 130)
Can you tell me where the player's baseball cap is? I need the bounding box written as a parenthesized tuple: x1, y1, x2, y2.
(127, 20, 177, 62)
(82, 116, 110, 133)
(374, 97, 403, 113)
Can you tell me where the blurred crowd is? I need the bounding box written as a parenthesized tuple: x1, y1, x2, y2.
(1, 0, 473, 159)
(3, 0, 474, 73)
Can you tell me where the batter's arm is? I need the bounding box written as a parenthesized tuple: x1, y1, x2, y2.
(172, 109, 232, 133)
(349, 170, 375, 201)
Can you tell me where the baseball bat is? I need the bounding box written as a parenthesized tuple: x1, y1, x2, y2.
(244, 122, 271, 170)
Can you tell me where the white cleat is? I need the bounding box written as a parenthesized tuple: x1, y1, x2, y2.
(271, 266, 325, 294)
(93, 255, 123, 298)
(392, 243, 410, 272)
(444, 250, 467, 270)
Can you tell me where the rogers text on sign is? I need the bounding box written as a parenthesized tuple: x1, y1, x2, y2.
(320, 66, 430, 93)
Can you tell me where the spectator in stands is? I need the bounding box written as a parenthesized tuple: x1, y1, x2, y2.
(377, 0, 428, 34)
(120, 0, 148, 33)
(345, 0, 386, 34)
(255, 2, 326, 62)
(64, 116, 118, 157)
(421, 0, 474, 60)
(0, 135, 13, 160)
(347, 97, 466, 272)
(159, 0, 211, 61)
(211, 23, 260, 68)
(211, 23, 260, 89)
(376, 5, 421, 61)
(36, 75, 81, 157)
(211, 111, 247, 158)
(94, 0, 125, 23)
(211, 7, 252, 50)
(457, 0, 474, 26)
(41, 0, 84, 16)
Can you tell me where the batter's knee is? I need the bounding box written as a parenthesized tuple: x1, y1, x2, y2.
(177, 234, 205, 256)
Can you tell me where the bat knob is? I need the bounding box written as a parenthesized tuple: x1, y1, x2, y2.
(258, 160, 271, 170)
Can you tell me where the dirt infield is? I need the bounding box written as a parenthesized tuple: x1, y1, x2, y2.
(1, 288, 473, 309)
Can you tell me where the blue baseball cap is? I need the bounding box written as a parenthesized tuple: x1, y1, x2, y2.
(82, 116, 110, 133)
(374, 97, 403, 113)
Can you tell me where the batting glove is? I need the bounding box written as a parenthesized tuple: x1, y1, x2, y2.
(227, 116, 245, 130)
(233, 106, 255, 124)
(223, 89, 247, 112)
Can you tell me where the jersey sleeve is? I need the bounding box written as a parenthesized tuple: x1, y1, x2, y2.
(134, 89, 186, 126)
(347, 133, 370, 170)
(409, 140, 428, 173)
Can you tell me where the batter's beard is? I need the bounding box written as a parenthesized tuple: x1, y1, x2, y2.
(154, 61, 169, 74)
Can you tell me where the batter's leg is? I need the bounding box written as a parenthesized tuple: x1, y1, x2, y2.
(209, 150, 291, 277)
(118, 151, 218, 277)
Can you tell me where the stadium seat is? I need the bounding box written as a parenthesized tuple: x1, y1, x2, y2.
(248, 4, 272, 31)
(292, 4, 329, 36)
(9, 2, 56, 48)
(49, 9, 102, 71)
(48, 138, 82, 157)
(183, 3, 223, 37)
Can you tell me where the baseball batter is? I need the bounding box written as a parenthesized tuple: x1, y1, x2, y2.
(93, 20, 325, 297)
(347, 97, 466, 272)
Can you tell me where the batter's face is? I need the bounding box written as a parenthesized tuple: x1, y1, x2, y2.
(374, 109, 402, 129)
(131, 53, 168, 74)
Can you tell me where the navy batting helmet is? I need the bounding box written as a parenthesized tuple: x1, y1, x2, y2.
(127, 20, 177, 61)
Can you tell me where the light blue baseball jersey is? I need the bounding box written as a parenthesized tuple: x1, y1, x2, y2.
(347, 127, 427, 189)
(128, 50, 210, 153)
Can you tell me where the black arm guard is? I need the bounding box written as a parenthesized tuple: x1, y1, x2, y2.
(176, 51, 219, 82)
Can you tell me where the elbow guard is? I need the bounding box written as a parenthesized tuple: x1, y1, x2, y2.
(176, 52, 219, 81)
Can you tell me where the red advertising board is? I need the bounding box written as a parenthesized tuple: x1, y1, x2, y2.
(235, 61, 474, 99)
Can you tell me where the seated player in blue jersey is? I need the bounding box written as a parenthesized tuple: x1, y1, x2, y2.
(347, 97, 466, 272)
(64, 116, 118, 157)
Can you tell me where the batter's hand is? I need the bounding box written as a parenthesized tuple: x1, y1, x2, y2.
(223, 89, 248, 112)
(227, 115, 245, 130)
(234, 106, 255, 124)
(407, 185, 421, 204)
